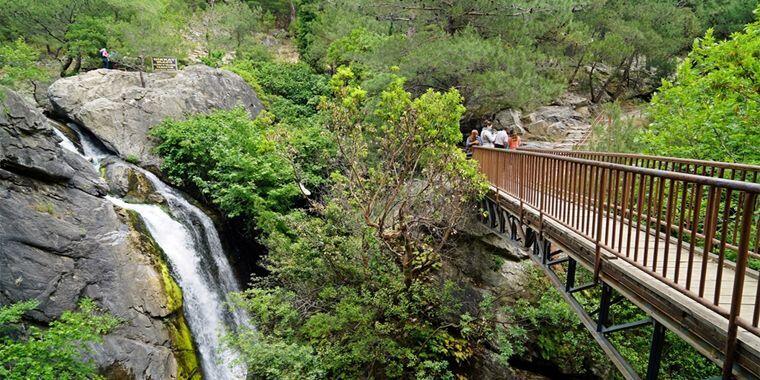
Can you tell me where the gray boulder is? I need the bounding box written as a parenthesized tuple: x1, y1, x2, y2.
(521, 101, 592, 148)
(102, 158, 165, 204)
(494, 109, 525, 135)
(48, 65, 264, 171)
(0, 89, 196, 379)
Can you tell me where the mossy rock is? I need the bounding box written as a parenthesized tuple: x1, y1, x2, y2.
(125, 210, 201, 379)
(166, 312, 203, 380)
(103, 160, 165, 204)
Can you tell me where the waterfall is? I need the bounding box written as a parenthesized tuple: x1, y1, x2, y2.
(55, 123, 247, 379)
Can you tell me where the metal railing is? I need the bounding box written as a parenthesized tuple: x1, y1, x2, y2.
(521, 148, 760, 183)
(473, 147, 760, 376)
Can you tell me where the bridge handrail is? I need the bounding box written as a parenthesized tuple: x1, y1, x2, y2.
(472, 146, 760, 374)
(518, 148, 760, 181)
(480, 147, 760, 193)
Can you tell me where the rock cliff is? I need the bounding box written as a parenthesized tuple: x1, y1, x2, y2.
(48, 65, 264, 171)
(0, 89, 197, 378)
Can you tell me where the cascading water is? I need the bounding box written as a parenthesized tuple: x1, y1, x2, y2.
(55, 123, 247, 379)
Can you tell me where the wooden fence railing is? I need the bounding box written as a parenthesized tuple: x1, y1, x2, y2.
(473, 147, 760, 377)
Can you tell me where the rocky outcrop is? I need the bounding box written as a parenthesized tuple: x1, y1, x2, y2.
(102, 158, 165, 204)
(0, 89, 196, 379)
(48, 65, 264, 171)
(494, 92, 595, 150)
(441, 214, 532, 378)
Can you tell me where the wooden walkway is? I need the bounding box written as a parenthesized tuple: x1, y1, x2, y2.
(474, 147, 760, 379)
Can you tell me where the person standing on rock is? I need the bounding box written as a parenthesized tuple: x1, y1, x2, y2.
(494, 126, 508, 149)
(99, 48, 110, 69)
(481, 120, 496, 148)
(508, 129, 522, 150)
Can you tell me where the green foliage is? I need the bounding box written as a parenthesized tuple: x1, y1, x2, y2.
(218, 73, 490, 378)
(644, 9, 760, 164)
(244, 0, 295, 28)
(0, 38, 47, 88)
(112, 0, 191, 63)
(294, 0, 730, 117)
(152, 108, 301, 233)
(227, 59, 329, 121)
(192, 1, 270, 59)
(691, 0, 758, 39)
(0, 298, 119, 379)
(584, 102, 645, 153)
(512, 264, 720, 379)
(509, 265, 608, 376)
(574, 0, 701, 101)
(124, 154, 141, 164)
(296, 3, 387, 70)
(363, 28, 565, 116)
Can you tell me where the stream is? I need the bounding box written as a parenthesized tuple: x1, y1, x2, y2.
(54, 122, 247, 379)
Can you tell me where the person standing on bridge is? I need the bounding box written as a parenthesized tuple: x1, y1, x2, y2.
(494, 126, 508, 149)
(508, 129, 521, 150)
(481, 120, 496, 148)
(465, 129, 481, 157)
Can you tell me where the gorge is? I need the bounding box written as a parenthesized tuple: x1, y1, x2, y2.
(1, 2, 757, 377)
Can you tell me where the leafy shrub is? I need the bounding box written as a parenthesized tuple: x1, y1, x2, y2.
(227, 59, 329, 121)
(223, 73, 492, 379)
(0, 38, 47, 88)
(151, 108, 300, 233)
(644, 10, 760, 164)
(0, 298, 119, 379)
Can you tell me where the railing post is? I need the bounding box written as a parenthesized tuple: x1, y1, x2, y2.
(594, 168, 608, 280)
(519, 153, 525, 223)
(722, 192, 758, 379)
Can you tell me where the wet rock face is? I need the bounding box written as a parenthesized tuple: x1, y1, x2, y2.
(102, 158, 165, 204)
(0, 90, 184, 379)
(48, 65, 264, 171)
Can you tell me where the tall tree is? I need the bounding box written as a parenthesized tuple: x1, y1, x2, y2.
(643, 9, 760, 164)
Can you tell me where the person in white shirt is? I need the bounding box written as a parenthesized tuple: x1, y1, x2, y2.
(480, 120, 496, 148)
(494, 127, 508, 149)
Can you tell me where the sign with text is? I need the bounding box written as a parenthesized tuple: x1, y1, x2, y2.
(151, 57, 178, 71)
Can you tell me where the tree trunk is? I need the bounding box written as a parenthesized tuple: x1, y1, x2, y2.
(594, 58, 627, 103)
(568, 49, 587, 86)
(289, 0, 296, 25)
(588, 62, 597, 102)
(59, 56, 73, 77)
(72, 54, 82, 74)
(611, 53, 635, 101)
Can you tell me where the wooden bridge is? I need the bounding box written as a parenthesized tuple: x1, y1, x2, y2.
(472, 147, 760, 380)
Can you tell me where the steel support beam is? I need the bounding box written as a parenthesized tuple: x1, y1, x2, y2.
(646, 320, 667, 380)
(598, 282, 613, 332)
(603, 318, 653, 335)
(566, 258, 577, 292)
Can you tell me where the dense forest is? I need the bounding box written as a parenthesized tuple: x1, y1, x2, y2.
(1, 0, 759, 379)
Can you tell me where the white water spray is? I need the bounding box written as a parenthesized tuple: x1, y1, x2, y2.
(57, 123, 246, 379)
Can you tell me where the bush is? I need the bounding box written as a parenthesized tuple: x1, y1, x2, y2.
(643, 10, 760, 164)
(0, 298, 119, 379)
(152, 108, 300, 232)
(227, 59, 329, 121)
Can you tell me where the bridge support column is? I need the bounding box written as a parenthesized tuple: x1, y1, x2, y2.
(646, 320, 666, 380)
(597, 282, 612, 332)
(566, 258, 577, 292)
